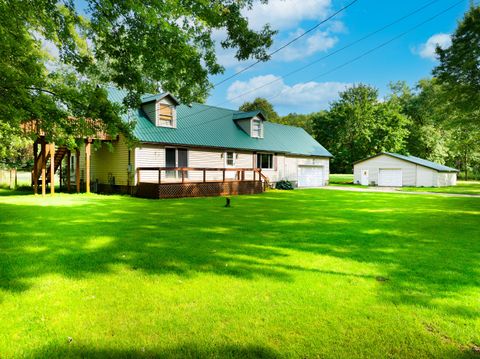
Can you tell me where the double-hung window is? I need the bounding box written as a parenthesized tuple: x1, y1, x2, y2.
(251, 119, 263, 138)
(256, 153, 273, 169)
(226, 151, 235, 167)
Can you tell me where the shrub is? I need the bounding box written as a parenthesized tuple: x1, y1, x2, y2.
(275, 180, 294, 190)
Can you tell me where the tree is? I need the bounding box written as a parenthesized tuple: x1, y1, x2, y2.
(434, 3, 480, 124)
(388, 80, 451, 164)
(432, 4, 480, 179)
(313, 84, 410, 173)
(0, 0, 276, 162)
(239, 98, 280, 122)
(278, 112, 318, 135)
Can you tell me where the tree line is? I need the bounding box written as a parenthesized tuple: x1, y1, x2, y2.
(240, 5, 480, 178)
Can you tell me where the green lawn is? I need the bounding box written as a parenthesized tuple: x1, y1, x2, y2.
(329, 173, 354, 185)
(400, 181, 480, 195)
(1, 189, 479, 358)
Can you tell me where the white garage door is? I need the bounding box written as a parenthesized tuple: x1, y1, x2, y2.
(298, 166, 324, 187)
(378, 169, 402, 187)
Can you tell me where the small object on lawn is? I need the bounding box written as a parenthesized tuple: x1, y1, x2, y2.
(67, 337, 73, 343)
(225, 197, 231, 207)
(375, 276, 389, 282)
(472, 345, 480, 354)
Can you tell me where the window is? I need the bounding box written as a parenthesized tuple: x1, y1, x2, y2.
(165, 148, 188, 179)
(226, 151, 235, 166)
(252, 119, 263, 138)
(257, 153, 273, 169)
(158, 104, 174, 122)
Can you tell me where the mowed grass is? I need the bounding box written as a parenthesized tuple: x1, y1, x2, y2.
(0, 189, 479, 358)
(329, 173, 354, 185)
(401, 181, 480, 195)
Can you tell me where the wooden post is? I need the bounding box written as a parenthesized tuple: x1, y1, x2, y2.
(66, 150, 71, 193)
(222, 169, 225, 182)
(50, 143, 55, 194)
(137, 168, 141, 184)
(59, 157, 62, 192)
(75, 148, 80, 193)
(41, 139, 46, 196)
(203, 169, 206, 183)
(253, 170, 256, 182)
(181, 168, 185, 183)
(158, 169, 161, 184)
(85, 139, 91, 193)
(33, 140, 38, 195)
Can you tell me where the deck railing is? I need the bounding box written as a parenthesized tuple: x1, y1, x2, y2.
(136, 167, 269, 188)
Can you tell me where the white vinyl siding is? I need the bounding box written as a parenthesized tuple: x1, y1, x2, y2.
(354, 155, 416, 186)
(416, 166, 435, 187)
(436, 172, 457, 187)
(354, 154, 457, 187)
(85, 143, 329, 187)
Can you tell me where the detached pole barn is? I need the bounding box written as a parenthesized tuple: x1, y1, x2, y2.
(353, 152, 459, 187)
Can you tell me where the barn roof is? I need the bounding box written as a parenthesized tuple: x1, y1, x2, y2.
(354, 152, 459, 172)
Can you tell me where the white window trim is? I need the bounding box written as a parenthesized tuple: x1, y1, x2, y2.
(257, 152, 274, 169)
(156, 101, 177, 128)
(225, 151, 236, 167)
(251, 118, 263, 138)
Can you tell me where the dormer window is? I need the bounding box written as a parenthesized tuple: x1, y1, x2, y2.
(252, 118, 263, 138)
(140, 92, 180, 128)
(158, 104, 174, 123)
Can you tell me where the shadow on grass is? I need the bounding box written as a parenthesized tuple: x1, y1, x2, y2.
(27, 342, 279, 359)
(0, 190, 479, 317)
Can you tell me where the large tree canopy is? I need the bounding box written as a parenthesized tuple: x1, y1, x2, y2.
(0, 0, 276, 158)
(313, 84, 410, 173)
(239, 97, 280, 122)
(434, 3, 480, 125)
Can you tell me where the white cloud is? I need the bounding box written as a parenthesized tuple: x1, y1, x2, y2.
(227, 74, 351, 110)
(212, 0, 346, 68)
(277, 29, 338, 62)
(416, 33, 451, 60)
(245, 0, 332, 31)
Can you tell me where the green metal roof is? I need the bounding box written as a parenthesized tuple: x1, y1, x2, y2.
(355, 152, 458, 172)
(384, 153, 458, 172)
(140, 92, 180, 105)
(232, 110, 266, 121)
(108, 88, 332, 157)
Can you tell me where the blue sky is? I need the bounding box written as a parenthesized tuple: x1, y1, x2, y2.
(208, 0, 469, 115)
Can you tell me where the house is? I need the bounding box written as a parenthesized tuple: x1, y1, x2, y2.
(71, 88, 332, 198)
(353, 152, 458, 187)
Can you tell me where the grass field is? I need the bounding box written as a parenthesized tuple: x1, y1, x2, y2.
(400, 181, 480, 195)
(328, 173, 354, 185)
(330, 174, 480, 195)
(0, 189, 479, 358)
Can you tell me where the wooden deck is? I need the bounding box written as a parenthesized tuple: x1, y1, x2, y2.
(136, 167, 269, 199)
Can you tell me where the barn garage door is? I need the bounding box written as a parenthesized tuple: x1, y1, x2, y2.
(298, 166, 324, 187)
(378, 169, 402, 187)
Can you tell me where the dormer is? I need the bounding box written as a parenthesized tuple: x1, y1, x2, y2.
(141, 92, 180, 128)
(233, 111, 266, 139)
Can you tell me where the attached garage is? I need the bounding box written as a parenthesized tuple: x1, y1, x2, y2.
(298, 165, 325, 187)
(353, 152, 458, 187)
